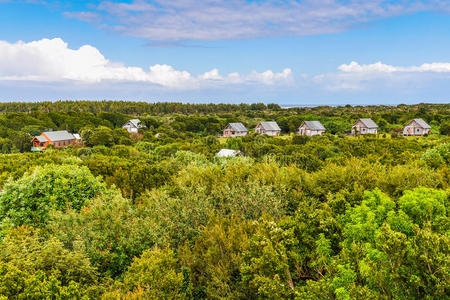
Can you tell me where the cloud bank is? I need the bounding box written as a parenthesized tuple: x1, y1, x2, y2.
(0, 38, 292, 88)
(314, 60, 450, 91)
(63, 0, 450, 42)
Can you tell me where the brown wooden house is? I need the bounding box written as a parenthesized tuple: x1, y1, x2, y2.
(32, 130, 77, 150)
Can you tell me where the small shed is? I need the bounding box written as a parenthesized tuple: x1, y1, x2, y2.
(223, 123, 248, 137)
(255, 121, 281, 136)
(122, 119, 145, 133)
(216, 149, 243, 157)
(403, 118, 431, 136)
(352, 118, 378, 135)
(298, 121, 326, 136)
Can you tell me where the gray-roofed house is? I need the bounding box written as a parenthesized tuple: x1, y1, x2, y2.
(298, 121, 326, 136)
(223, 122, 248, 137)
(32, 130, 76, 150)
(122, 119, 145, 133)
(216, 149, 243, 157)
(352, 118, 378, 135)
(403, 118, 431, 136)
(254, 121, 281, 136)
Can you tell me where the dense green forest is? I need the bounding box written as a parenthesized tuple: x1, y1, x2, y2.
(0, 101, 448, 299)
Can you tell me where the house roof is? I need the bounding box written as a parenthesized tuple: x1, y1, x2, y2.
(409, 118, 431, 129)
(73, 133, 81, 140)
(258, 121, 281, 131)
(42, 130, 75, 142)
(357, 118, 378, 128)
(34, 136, 48, 142)
(124, 119, 145, 128)
(227, 122, 248, 132)
(303, 120, 325, 131)
(216, 149, 242, 157)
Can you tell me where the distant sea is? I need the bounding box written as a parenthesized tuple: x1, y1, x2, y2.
(280, 104, 331, 109)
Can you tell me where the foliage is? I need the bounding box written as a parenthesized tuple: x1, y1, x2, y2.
(0, 164, 109, 226)
(0, 102, 448, 298)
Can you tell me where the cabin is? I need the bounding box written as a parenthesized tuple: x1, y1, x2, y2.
(223, 123, 248, 137)
(32, 130, 76, 151)
(122, 119, 145, 133)
(298, 121, 326, 136)
(403, 118, 431, 136)
(255, 121, 281, 136)
(352, 118, 378, 135)
(216, 149, 243, 157)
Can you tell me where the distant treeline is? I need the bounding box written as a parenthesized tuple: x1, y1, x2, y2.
(0, 100, 449, 115)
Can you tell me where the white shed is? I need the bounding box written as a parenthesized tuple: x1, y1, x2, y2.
(122, 119, 145, 133)
(216, 149, 243, 157)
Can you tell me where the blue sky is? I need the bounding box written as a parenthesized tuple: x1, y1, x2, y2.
(1, 0, 450, 105)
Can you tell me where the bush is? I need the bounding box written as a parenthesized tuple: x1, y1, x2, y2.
(0, 164, 109, 226)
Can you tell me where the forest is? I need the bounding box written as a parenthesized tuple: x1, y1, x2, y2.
(0, 101, 448, 299)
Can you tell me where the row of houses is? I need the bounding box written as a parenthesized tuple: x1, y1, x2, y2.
(30, 118, 432, 151)
(223, 118, 431, 137)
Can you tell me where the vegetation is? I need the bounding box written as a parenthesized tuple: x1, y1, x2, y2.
(0, 101, 448, 299)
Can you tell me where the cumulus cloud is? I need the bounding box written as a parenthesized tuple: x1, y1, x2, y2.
(339, 61, 450, 73)
(61, 0, 450, 42)
(0, 38, 292, 89)
(314, 60, 450, 91)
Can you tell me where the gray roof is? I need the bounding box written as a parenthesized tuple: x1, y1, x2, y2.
(258, 121, 281, 131)
(227, 122, 248, 132)
(409, 118, 431, 129)
(216, 149, 242, 157)
(42, 130, 75, 142)
(34, 136, 48, 142)
(124, 119, 144, 128)
(302, 121, 325, 131)
(357, 118, 378, 128)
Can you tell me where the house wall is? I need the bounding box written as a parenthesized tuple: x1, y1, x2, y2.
(265, 130, 280, 136)
(255, 124, 263, 134)
(298, 125, 324, 136)
(352, 121, 377, 135)
(403, 120, 430, 136)
(223, 126, 248, 137)
(123, 124, 138, 133)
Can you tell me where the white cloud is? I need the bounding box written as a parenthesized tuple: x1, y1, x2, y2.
(0, 38, 292, 89)
(339, 61, 450, 73)
(314, 60, 450, 91)
(63, 0, 450, 42)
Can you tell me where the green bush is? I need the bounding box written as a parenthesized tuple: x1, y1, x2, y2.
(0, 164, 109, 226)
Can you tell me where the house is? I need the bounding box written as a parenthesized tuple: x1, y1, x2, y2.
(32, 130, 76, 150)
(254, 121, 281, 136)
(216, 149, 243, 157)
(298, 121, 326, 136)
(352, 118, 378, 135)
(223, 122, 248, 137)
(122, 119, 145, 133)
(403, 118, 431, 136)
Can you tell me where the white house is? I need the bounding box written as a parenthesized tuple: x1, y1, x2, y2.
(403, 118, 431, 136)
(352, 118, 378, 135)
(216, 149, 243, 157)
(122, 119, 145, 133)
(298, 121, 326, 136)
(254, 121, 281, 136)
(223, 123, 248, 137)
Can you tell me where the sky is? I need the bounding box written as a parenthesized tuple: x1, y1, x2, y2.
(1, 0, 450, 105)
